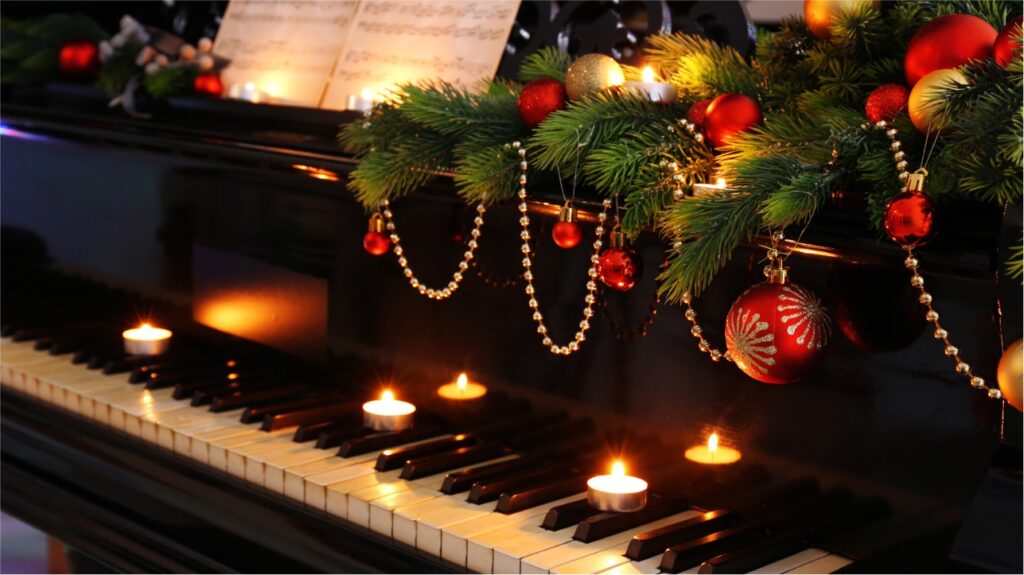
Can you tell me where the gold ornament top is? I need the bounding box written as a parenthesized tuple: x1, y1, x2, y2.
(565, 54, 624, 101)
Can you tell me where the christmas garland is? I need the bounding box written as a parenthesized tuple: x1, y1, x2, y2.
(340, 0, 1023, 304)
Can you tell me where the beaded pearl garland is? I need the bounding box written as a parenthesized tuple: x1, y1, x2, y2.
(379, 198, 486, 301)
(869, 119, 1002, 401)
(510, 140, 610, 356)
(681, 290, 734, 364)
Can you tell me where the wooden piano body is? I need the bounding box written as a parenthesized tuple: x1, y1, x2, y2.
(1, 3, 1022, 573)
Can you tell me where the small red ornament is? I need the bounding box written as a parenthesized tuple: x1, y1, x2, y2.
(904, 14, 997, 86)
(363, 213, 391, 256)
(686, 98, 713, 127)
(193, 72, 224, 97)
(702, 94, 763, 148)
(552, 203, 582, 249)
(864, 84, 909, 123)
(994, 15, 1023, 66)
(884, 169, 935, 247)
(517, 78, 567, 128)
(58, 40, 100, 80)
(725, 276, 830, 384)
(597, 229, 642, 291)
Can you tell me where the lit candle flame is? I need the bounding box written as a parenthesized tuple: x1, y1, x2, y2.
(611, 460, 625, 477)
(361, 88, 375, 102)
(708, 433, 719, 453)
(457, 373, 468, 390)
(715, 177, 727, 188)
(382, 389, 395, 402)
(642, 66, 655, 83)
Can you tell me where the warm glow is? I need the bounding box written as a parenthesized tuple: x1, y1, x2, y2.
(685, 432, 741, 465)
(361, 88, 375, 102)
(716, 177, 728, 188)
(609, 66, 625, 86)
(456, 373, 468, 390)
(611, 460, 625, 477)
(642, 66, 655, 83)
(382, 389, 395, 402)
(292, 164, 340, 182)
(123, 323, 172, 341)
(437, 373, 488, 400)
(708, 433, 719, 453)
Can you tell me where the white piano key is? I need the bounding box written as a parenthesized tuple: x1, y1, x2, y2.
(595, 555, 663, 575)
(172, 413, 251, 457)
(441, 494, 580, 569)
(549, 510, 702, 574)
(369, 488, 444, 537)
(491, 525, 577, 574)
(320, 471, 399, 516)
(748, 547, 830, 573)
(207, 428, 294, 471)
(522, 511, 701, 574)
(226, 432, 298, 477)
(189, 423, 261, 464)
(784, 553, 851, 574)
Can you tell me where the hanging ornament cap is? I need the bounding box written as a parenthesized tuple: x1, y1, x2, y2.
(558, 203, 577, 223)
(608, 226, 627, 249)
(765, 262, 789, 285)
(368, 212, 385, 234)
(905, 167, 928, 193)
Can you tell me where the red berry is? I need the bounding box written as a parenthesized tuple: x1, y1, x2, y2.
(194, 72, 224, 97)
(597, 248, 643, 291)
(58, 40, 99, 80)
(865, 84, 909, 123)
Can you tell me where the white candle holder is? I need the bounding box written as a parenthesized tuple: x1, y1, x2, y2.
(587, 461, 648, 512)
(437, 373, 488, 401)
(684, 433, 742, 465)
(122, 323, 172, 356)
(623, 66, 678, 103)
(363, 390, 416, 431)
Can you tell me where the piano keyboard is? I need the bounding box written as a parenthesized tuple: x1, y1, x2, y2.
(0, 323, 858, 574)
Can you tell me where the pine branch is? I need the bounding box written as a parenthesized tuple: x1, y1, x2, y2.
(143, 65, 198, 99)
(453, 143, 521, 204)
(1008, 237, 1023, 281)
(644, 33, 760, 100)
(519, 47, 571, 82)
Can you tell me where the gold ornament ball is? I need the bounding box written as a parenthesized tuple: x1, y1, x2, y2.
(804, 0, 880, 41)
(907, 68, 966, 134)
(997, 338, 1023, 412)
(565, 54, 624, 101)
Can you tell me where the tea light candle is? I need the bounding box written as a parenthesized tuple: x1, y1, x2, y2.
(587, 460, 648, 512)
(347, 88, 376, 112)
(228, 81, 269, 103)
(624, 66, 677, 103)
(122, 323, 172, 356)
(437, 372, 488, 401)
(363, 389, 415, 431)
(692, 177, 730, 197)
(684, 433, 742, 465)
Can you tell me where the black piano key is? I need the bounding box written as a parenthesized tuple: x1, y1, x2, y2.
(442, 455, 545, 494)
(698, 533, 805, 574)
(100, 353, 180, 374)
(400, 441, 508, 479)
(130, 357, 267, 383)
(49, 333, 120, 356)
(574, 496, 692, 543)
(338, 425, 444, 457)
(659, 522, 769, 573)
(73, 341, 123, 364)
(542, 498, 601, 531)
(293, 420, 346, 443)
(626, 509, 741, 561)
(468, 465, 572, 504)
(315, 423, 373, 449)
(240, 393, 347, 424)
(376, 434, 479, 471)
(496, 474, 588, 514)
(175, 373, 281, 400)
(145, 366, 273, 390)
(261, 400, 363, 431)
(804, 497, 889, 541)
(206, 384, 310, 410)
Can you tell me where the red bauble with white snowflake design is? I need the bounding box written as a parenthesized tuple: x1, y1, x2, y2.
(725, 280, 831, 384)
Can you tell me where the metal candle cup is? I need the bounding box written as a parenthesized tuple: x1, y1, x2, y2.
(623, 66, 677, 103)
(122, 323, 172, 356)
(586, 461, 648, 512)
(362, 390, 415, 431)
(437, 373, 488, 401)
(692, 178, 730, 197)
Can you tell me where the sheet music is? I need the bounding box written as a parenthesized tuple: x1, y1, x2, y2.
(319, 0, 520, 110)
(214, 0, 360, 106)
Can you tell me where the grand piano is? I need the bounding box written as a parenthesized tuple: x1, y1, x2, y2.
(1, 2, 1021, 573)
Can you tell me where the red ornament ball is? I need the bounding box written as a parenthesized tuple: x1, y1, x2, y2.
(552, 221, 582, 249)
(597, 247, 643, 291)
(58, 40, 99, 80)
(994, 15, 1023, 66)
(904, 14, 997, 86)
(865, 84, 909, 123)
(687, 98, 713, 127)
(193, 72, 224, 97)
(362, 231, 391, 256)
(725, 281, 831, 384)
(884, 191, 935, 246)
(703, 94, 763, 148)
(517, 78, 567, 128)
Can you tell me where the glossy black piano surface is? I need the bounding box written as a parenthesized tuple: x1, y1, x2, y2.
(1, 4, 1022, 575)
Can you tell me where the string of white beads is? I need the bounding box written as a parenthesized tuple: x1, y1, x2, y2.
(380, 198, 486, 301)
(680, 291, 734, 363)
(510, 140, 610, 356)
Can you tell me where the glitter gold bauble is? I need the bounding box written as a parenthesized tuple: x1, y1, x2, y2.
(907, 68, 966, 133)
(997, 338, 1023, 412)
(565, 54, 624, 101)
(804, 0, 879, 41)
